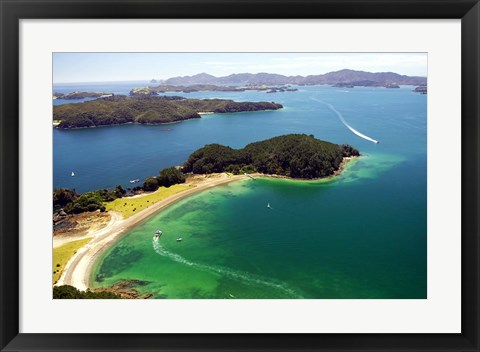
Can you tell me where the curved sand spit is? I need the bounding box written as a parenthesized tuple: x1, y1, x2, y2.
(56, 160, 356, 291)
(56, 174, 248, 291)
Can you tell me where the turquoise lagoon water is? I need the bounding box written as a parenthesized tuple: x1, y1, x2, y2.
(53, 84, 427, 298)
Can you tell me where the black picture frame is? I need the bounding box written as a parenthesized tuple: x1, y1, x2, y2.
(1, 0, 479, 351)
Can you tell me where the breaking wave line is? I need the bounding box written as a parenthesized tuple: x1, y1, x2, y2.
(312, 98, 379, 144)
(152, 238, 301, 298)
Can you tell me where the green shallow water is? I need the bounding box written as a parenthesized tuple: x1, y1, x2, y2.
(81, 84, 427, 299)
(92, 153, 426, 299)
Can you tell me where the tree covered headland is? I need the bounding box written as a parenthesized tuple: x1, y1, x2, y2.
(53, 185, 127, 214)
(141, 166, 186, 192)
(53, 167, 186, 215)
(53, 95, 283, 129)
(53, 136, 358, 215)
(183, 134, 360, 179)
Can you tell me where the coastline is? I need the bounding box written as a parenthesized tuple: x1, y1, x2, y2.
(57, 173, 248, 291)
(57, 156, 357, 292)
(249, 155, 358, 181)
(54, 108, 282, 130)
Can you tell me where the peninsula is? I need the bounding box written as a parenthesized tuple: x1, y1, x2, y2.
(53, 95, 283, 129)
(54, 134, 359, 294)
(184, 134, 360, 179)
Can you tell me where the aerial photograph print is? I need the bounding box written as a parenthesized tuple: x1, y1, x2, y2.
(52, 52, 427, 299)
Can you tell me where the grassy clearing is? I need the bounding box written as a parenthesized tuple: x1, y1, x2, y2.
(105, 184, 194, 219)
(53, 237, 92, 284)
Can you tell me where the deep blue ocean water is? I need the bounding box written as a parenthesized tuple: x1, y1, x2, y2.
(53, 84, 426, 193)
(53, 82, 427, 298)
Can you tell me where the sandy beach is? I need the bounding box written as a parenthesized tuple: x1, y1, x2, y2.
(56, 173, 248, 291)
(56, 157, 357, 291)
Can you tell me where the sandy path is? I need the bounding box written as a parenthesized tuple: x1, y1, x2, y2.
(53, 212, 120, 248)
(57, 173, 248, 291)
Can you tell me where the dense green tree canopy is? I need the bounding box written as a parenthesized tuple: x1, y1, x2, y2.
(53, 285, 121, 299)
(142, 177, 160, 192)
(53, 95, 282, 129)
(183, 134, 360, 179)
(63, 191, 106, 214)
(142, 166, 186, 191)
(53, 188, 78, 208)
(158, 167, 186, 187)
(54, 185, 126, 214)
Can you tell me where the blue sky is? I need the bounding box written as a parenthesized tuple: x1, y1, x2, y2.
(53, 53, 427, 83)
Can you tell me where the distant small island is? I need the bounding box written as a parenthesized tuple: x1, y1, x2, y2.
(53, 91, 113, 100)
(53, 95, 283, 129)
(183, 134, 360, 179)
(413, 86, 427, 94)
(266, 87, 298, 93)
(333, 81, 400, 89)
(129, 84, 295, 96)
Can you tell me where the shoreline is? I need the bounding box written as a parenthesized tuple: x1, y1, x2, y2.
(57, 173, 248, 291)
(249, 155, 358, 181)
(57, 156, 357, 292)
(54, 109, 282, 130)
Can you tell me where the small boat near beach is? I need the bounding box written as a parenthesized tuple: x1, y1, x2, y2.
(129, 179, 140, 183)
(176, 238, 183, 242)
(153, 230, 162, 239)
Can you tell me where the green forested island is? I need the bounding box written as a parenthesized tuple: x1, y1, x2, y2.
(53, 95, 283, 129)
(183, 134, 360, 179)
(130, 84, 276, 96)
(52, 135, 358, 220)
(53, 91, 112, 100)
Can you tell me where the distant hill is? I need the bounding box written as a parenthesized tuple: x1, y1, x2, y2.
(164, 69, 427, 87)
(129, 84, 296, 96)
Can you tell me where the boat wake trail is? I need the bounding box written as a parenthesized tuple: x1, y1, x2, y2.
(152, 238, 302, 298)
(311, 98, 379, 144)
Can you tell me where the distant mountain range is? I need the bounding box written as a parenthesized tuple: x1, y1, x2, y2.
(163, 69, 427, 87)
